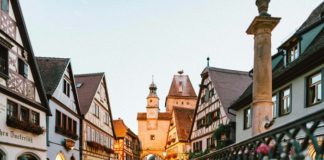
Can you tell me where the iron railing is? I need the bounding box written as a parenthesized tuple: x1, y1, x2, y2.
(192, 108, 324, 160)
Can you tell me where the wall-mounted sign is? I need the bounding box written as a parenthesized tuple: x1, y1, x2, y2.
(0, 129, 33, 143)
(64, 139, 75, 150)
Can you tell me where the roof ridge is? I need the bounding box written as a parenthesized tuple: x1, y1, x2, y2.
(36, 56, 70, 61)
(75, 72, 105, 77)
(208, 67, 249, 75)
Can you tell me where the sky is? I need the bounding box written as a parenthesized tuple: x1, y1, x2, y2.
(20, 0, 323, 133)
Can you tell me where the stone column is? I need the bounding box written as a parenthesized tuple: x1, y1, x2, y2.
(246, 11, 280, 135)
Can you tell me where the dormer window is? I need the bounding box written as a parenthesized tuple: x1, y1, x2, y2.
(1, 0, 9, 13)
(178, 81, 183, 93)
(287, 43, 299, 63)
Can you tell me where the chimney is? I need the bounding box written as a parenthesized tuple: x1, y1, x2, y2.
(246, 0, 280, 135)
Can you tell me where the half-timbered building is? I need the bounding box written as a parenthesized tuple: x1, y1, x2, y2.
(113, 118, 140, 160)
(0, 0, 50, 159)
(189, 67, 251, 155)
(75, 73, 116, 160)
(37, 57, 81, 160)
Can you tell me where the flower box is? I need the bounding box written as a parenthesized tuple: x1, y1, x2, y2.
(55, 126, 79, 140)
(6, 116, 44, 135)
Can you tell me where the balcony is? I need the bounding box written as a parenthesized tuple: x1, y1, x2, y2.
(0, 10, 16, 39)
(191, 108, 324, 159)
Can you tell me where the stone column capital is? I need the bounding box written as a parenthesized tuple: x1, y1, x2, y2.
(246, 16, 281, 35)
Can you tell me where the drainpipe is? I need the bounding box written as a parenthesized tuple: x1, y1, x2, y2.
(246, 0, 280, 136)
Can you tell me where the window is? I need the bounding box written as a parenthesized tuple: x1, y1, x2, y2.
(287, 44, 299, 63)
(62, 114, 67, 130)
(272, 95, 278, 118)
(0, 46, 8, 77)
(204, 89, 210, 102)
(150, 135, 155, 140)
(178, 81, 183, 92)
(279, 87, 291, 116)
(243, 107, 252, 129)
(307, 72, 322, 106)
(104, 112, 110, 125)
(18, 59, 28, 78)
(1, 0, 8, 12)
(87, 127, 91, 141)
(193, 141, 202, 152)
(73, 120, 77, 134)
(68, 118, 72, 131)
(76, 82, 83, 88)
(197, 118, 205, 129)
(63, 79, 70, 97)
(56, 110, 61, 127)
(7, 100, 18, 118)
(94, 104, 100, 118)
(31, 111, 39, 125)
(20, 106, 29, 122)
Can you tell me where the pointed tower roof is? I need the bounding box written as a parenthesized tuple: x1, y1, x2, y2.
(166, 71, 197, 98)
(148, 81, 158, 98)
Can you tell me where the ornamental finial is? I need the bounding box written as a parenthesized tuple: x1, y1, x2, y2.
(207, 57, 210, 67)
(256, 0, 271, 17)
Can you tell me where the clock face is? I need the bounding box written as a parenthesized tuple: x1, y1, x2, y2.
(147, 120, 157, 130)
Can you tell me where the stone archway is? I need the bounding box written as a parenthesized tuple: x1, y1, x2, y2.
(141, 150, 166, 160)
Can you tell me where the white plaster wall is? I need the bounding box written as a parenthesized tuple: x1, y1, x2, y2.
(0, 93, 47, 159)
(236, 64, 324, 142)
(47, 100, 80, 160)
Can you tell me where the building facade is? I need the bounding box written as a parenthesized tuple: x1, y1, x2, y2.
(189, 67, 251, 156)
(0, 0, 50, 159)
(37, 57, 81, 160)
(231, 2, 324, 144)
(165, 107, 194, 160)
(113, 118, 140, 160)
(75, 73, 116, 160)
(164, 71, 197, 160)
(137, 82, 172, 159)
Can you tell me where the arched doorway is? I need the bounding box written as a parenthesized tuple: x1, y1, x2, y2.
(17, 153, 39, 160)
(0, 149, 5, 160)
(143, 154, 164, 160)
(55, 152, 65, 160)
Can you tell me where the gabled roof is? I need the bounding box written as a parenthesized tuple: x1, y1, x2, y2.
(297, 2, 324, 33)
(36, 57, 81, 116)
(206, 67, 251, 121)
(167, 74, 197, 98)
(75, 73, 104, 115)
(173, 106, 195, 142)
(113, 119, 138, 139)
(7, 1, 50, 115)
(36, 57, 69, 96)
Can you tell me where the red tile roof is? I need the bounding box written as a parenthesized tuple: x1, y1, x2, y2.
(167, 74, 197, 98)
(173, 106, 195, 141)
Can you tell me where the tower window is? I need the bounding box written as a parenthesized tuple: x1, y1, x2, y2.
(150, 135, 155, 140)
(178, 81, 183, 92)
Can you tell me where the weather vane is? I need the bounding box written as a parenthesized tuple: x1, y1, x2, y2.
(256, 0, 271, 17)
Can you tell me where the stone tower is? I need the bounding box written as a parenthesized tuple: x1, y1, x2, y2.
(137, 82, 171, 159)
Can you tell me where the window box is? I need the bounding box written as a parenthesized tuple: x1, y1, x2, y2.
(104, 146, 114, 154)
(6, 116, 44, 135)
(87, 141, 104, 150)
(55, 126, 78, 140)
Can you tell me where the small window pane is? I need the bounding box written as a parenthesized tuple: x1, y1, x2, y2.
(31, 111, 39, 125)
(280, 87, 291, 115)
(7, 100, 18, 118)
(20, 106, 29, 122)
(244, 107, 252, 129)
(272, 95, 277, 118)
(307, 72, 322, 106)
